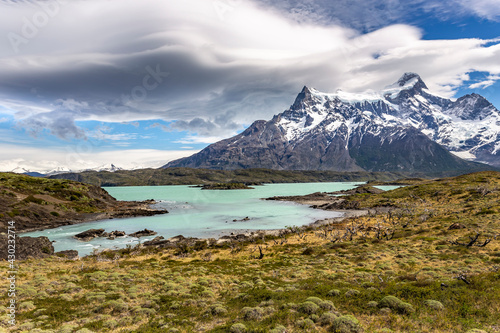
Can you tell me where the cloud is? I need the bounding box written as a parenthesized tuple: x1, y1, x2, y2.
(469, 75, 500, 89)
(0, 144, 199, 172)
(174, 135, 229, 145)
(0, 0, 499, 143)
(452, 0, 500, 21)
(252, 0, 420, 31)
(253, 0, 500, 28)
(18, 111, 86, 139)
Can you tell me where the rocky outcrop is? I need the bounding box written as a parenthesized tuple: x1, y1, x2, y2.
(328, 185, 385, 195)
(74, 229, 127, 241)
(129, 229, 157, 238)
(0, 173, 169, 234)
(74, 229, 106, 242)
(0, 236, 54, 260)
(106, 230, 126, 240)
(55, 250, 79, 259)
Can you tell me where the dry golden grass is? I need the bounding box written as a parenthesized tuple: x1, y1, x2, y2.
(1, 171, 499, 332)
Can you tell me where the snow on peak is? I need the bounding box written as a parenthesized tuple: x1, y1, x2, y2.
(277, 74, 500, 165)
(84, 163, 123, 173)
(396, 72, 422, 86)
(382, 73, 426, 99)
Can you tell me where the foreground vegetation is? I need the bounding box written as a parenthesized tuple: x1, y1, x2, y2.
(1, 172, 500, 332)
(47, 167, 469, 187)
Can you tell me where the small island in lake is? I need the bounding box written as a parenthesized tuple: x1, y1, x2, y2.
(201, 182, 254, 190)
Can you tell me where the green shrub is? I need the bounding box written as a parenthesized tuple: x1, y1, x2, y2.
(210, 304, 228, 316)
(345, 289, 360, 297)
(305, 296, 323, 305)
(378, 296, 403, 309)
(319, 300, 336, 311)
(103, 319, 118, 328)
(19, 301, 36, 311)
(298, 301, 320, 314)
(396, 302, 415, 315)
(331, 315, 362, 333)
(19, 322, 36, 331)
(230, 323, 247, 333)
(424, 300, 444, 310)
(327, 289, 341, 297)
(98, 300, 128, 313)
(297, 318, 315, 329)
(270, 325, 287, 333)
(320, 312, 338, 326)
(242, 306, 264, 321)
(24, 195, 45, 204)
(75, 329, 94, 333)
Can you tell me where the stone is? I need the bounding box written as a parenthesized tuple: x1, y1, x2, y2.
(129, 229, 158, 238)
(0, 236, 54, 260)
(74, 229, 106, 241)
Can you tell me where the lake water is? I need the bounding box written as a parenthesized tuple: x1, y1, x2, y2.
(23, 182, 389, 256)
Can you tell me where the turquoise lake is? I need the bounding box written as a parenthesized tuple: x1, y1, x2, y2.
(23, 182, 396, 256)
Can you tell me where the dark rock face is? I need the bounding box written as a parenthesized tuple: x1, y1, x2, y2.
(0, 236, 54, 260)
(448, 223, 467, 230)
(164, 73, 500, 171)
(55, 250, 79, 259)
(129, 229, 157, 238)
(106, 230, 126, 240)
(74, 229, 106, 242)
(73, 229, 127, 241)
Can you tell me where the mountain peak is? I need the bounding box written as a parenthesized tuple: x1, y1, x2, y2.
(382, 72, 428, 100)
(397, 72, 422, 86)
(300, 86, 312, 93)
(292, 85, 315, 108)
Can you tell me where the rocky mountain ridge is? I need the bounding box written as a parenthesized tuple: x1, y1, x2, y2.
(165, 73, 499, 172)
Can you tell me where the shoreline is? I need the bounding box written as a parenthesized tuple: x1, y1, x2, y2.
(14, 194, 369, 258)
(16, 200, 168, 234)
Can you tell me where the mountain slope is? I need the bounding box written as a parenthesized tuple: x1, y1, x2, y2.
(165, 73, 497, 173)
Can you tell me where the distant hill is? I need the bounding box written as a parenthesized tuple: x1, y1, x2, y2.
(46, 167, 490, 187)
(0, 173, 165, 232)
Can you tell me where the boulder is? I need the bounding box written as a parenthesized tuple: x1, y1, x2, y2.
(55, 250, 79, 259)
(106, 230, 126, 240)
(0, 236, 54, 260)
(129, 229, 157, 238)
(448, 223, 467, 230)
(167, 235, 186, 243)
(74, 229, 106, 241)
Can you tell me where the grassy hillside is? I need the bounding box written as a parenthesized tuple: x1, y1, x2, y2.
(47, 167, 489, 187)
(1, 172, 499, 332)
(0, 173, 161, 232)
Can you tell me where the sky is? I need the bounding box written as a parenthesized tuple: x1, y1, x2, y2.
(0, 0, 499, 172)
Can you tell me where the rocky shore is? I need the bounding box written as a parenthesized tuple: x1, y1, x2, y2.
(3, 183, 380, 260)
(0, 172, 169, 234)
(14, 200, 168, 233)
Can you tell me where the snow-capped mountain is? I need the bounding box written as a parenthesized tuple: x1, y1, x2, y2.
(7, 164, 124, 176)
(164, 73, 499, 172)
(83, 164, 123, 173)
